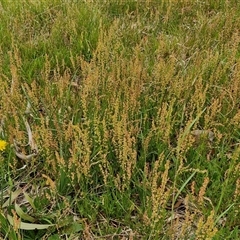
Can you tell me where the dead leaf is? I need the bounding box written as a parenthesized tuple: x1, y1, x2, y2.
(13, 118, 38, 161)
(191, 130, 215, 142)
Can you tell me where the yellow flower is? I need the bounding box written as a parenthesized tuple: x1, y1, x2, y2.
(0, 140, 7, 151)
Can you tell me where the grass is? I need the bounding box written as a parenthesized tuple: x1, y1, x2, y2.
(0, 0, 240, 239)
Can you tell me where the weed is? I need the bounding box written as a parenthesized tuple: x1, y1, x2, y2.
(0, 0, 240, 239)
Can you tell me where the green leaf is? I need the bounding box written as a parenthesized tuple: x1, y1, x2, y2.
(15, 203, 36, 223)
(173, 171, 197, 204)
(7, 215, 54, 230)
(177, 107, 206, 152)
(48, 235, 61, 240)
(64, 222, 83, 234)
(23, 192, 36, 210)
(2, 189, 22, 208)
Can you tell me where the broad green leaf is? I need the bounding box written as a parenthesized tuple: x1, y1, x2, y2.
(7, 215, 54, 230)
(15, 203, 36, 223)
(48, 235, 61, 240)
(64, 222, 83, 234)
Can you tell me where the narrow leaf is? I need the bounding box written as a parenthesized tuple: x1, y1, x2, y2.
(177, 108, 206, 150)
(23, 192, 36, 210)
(173, 171, 197, 204)
(2, 189, 22, 208)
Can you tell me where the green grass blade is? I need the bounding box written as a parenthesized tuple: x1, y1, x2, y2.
(2, 189, 22, 208)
